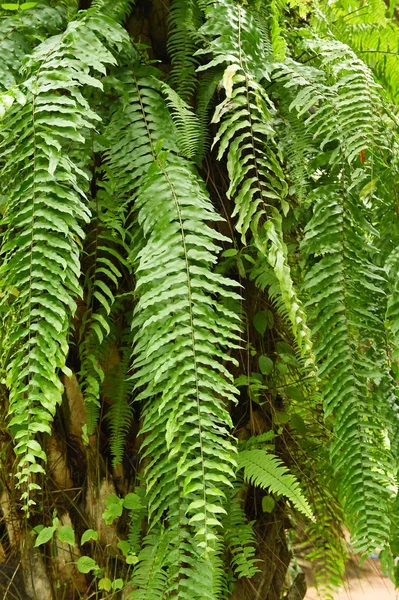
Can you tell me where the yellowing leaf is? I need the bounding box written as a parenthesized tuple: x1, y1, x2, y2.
(222, 64, 240, 99)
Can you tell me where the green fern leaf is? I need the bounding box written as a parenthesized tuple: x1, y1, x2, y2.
(301, 184, 393, 550)
(0, 11, 129, 509)
(223, 483, 260, 580)
(0, 1, 71, 93)
(104, 60, 241, 597)
(238, 449, 314, 521)
(199, 0, 313, 357)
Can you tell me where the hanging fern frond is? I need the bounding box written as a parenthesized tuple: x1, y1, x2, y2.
(78, 181, 129, 433)
(161, 82, 203, 161)
(105, 60, 241, 596)
(277, 95, 315, 202)
(300, 462, 348, 599)
(198, 0, 313, 357)
(167, 0, 203, 103)
(324, 0, 399, 106)
(106, 344, 134, 466)
(91, 0, 135, 22)
(301, 184, 393, 550)
(0, 12, 129, 509)
(223, 483, 260, 580)
(275, 34, 390, 169)
(127, 487, 147, 555)
(0, 2, 71, 93)
(129, 530, 171, 600)
(272, 29, 399, 552)
(132, 149, 241, 541)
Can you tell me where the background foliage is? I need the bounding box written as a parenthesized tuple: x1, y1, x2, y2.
(1, 0, 399, 598)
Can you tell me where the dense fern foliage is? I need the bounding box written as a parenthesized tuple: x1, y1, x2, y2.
(1, 0, 399, 598)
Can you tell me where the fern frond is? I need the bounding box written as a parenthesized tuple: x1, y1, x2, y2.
(238, 449, 314, 521)
(105, 60, 241, 597)
(133, 150, 241, 540)
(104, 65, 178, 198)
(325, 0, 399, 106)
(195, 68, 221, 158)
(78, 183, 129, 433)
(277, 95, 315, 201)
(0, 1, 70, 93)
(275, 34, 389, 168)
(0, 12, 129, 509)
(223, 484, 260, 580)
(127, 487, 147, 555)
(199, 0, 313, 357)
(167, 0, 203, 103)
(105, 345, 133, 466)
(301, 466, 348, 599)
(129, 530, 171, 600)
(301, 184, 393, 550)
(91, 0, 135, 22)
(161, 82, 203, 160)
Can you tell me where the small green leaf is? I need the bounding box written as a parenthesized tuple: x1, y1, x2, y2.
(77, 556, 98, 574)
(112, 578, 124, 590)
(126, 554, 139, 565)
(253, 311, 268, 335)
(235, 375, 249, 387)
(123, 493, 141, 510)
(236, 257, 246, 278)
(35, 526, 56, 547)
(1, 4, 20, 10)
(274, 412, 290, 425)
(102, 494, 123, 524)
(20, 1, 37, 8)
(57, 525, 75, 546)
(291, 414, 306, 435)
(276, 362, 288, 374)
(32, 524, 44, 535)
(262, 495, 276, 513)
(81, 529, 98, 545)
(277, 342, 297, 365)
(251, 372, 263, 384)
(276, 341, 295, 356)
(259, 355, 273, 375)
(286, 386, 304, 401)
(98, 578, 112, 592)
(242, 253, 255, 264)
(222, 248, 238, 258)
(117, 540, 130, 556)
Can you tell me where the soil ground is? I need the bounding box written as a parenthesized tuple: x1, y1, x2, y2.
(305, 558, 398, 599)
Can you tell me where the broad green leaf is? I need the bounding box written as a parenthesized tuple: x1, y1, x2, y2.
(253, 311, 268, 335)
(35, 526, 56, 547)
(262, 495, 276, 513)
(126, 554, 139, 565)
(81, 529, 98, 545)
(259, 355, 273, 375)
(99, 578, 112, 592)
(222, 248, 238, 257)
(57, 525, 75, 546)
(123, 493, 141, 510)
(112, 578, 124, 590)
(77, 556, 98, 574)
(117, 540, 130, 556)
